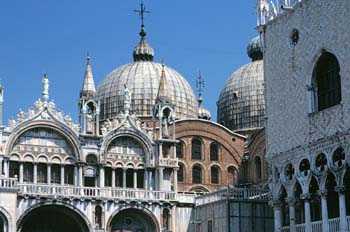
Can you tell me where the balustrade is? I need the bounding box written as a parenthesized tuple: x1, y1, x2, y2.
(280, 216, 345, 232)
(0, 177, 18, 189)
(17, 183, 192, 203)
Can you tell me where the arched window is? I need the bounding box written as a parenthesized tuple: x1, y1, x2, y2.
(254, 156, 262, 180)
(313, 52, 341, 111)
(163, 208, 170, 230)
(176, 141, 184, 158)
(211, 166, 220, 184)
(95, 205, 103, 229)
(65, 165, 74, 185)
(191, 139, 202, 160)
(192, 165, 202, 184)
(37, 163, 47, 183)
(178, 163, 185, 182)
(210, 143, 219, 161)
(227, 166, 237, 186)
(51, 164, 61, 184)
(23, 162, 33, 182)
(9, 161, 19, 178)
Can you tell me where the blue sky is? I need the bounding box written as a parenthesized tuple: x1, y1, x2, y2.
(0, 0, 258, 124)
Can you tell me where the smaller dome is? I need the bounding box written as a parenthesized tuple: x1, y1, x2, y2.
(133, 27, 154, 62)
(247, 36, 263, 61)
(198, 107, 211, 120)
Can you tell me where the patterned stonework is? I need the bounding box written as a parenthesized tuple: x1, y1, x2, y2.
(262, 0, 350, 158)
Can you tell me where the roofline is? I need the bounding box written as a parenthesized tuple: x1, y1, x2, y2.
(175, 118, 247, 140)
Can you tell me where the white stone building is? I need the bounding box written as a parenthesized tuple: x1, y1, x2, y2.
(258, 0, 350, 231)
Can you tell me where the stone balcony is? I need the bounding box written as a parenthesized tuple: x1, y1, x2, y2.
(0, 177, 19, 192)
(15, 183, 195, 204)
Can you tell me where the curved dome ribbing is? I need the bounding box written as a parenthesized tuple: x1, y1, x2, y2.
(217, 60, 265, 132)
(97, 62, 198, 121)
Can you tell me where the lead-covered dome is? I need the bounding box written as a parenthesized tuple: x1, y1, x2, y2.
(97, 26, 197, 121)
(217, 36, 265, 132)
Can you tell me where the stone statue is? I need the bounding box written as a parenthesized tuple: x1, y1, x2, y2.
(161, 115, 169, 138)
(42, 74, 49, 102)
(35, 99, 43, 111)
(123, 84, 131, 114)
(86, 109, 94, 134)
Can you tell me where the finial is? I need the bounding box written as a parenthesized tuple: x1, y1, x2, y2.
(42, 73, 49, 103)
(86, 52, 90, 64)
(134, 1, 151, 38)
(195, 71, 205, 107)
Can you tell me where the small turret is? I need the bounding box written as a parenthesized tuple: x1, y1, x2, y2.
(78, 55, 100, 135)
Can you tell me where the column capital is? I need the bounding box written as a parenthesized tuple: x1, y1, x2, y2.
(271, 200, 281, 209)
(300, 193, 311, 201)
(317, 189, 328, 197)
(76, 162, 85, 167)
(335, 185, 346, 194)
(285, 197, 295, 205)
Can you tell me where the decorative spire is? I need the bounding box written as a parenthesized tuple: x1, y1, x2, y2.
(195, 71, 211, 120)
(80, 54, 96, 98)
(133, 2, 154, 61)
(195, 71, 205, 108)
(157, 63, 170, 103)
(42, 73, 49, 103)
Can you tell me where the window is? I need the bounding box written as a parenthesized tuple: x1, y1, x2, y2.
(95, 206, 103, 229)
(207, 220, 213, 232)
(210, 143, 219, 161)
(313, 52, 341, 111)
(254, 156, 262, 180)
(163, 208, 170, 230)
(9, 161, 19, 179)
(38, 163, 47, 183)
(23, 163, 33, 182)
(192, 165, 202, 184)
(227, 166, 237, 186)
(178, 163, 185, 182)
(211, 166, 220, 184)
(192, 139, 202, 160)
(65, 165, 74, 185)
(176, 142, 183, 158)
(51, 164, 61, 184)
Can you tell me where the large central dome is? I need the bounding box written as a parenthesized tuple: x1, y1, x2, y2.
(97, 26, 197, 121)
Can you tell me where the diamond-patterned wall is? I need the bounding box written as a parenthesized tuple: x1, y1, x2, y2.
(263, 0, 350, 158)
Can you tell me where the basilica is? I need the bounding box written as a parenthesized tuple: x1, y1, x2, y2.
(0, 3, 271, 231)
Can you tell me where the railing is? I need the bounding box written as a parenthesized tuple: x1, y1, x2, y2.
(328, 217, 340, 232)
(281, 216, 344, 232)
(18, 183, 196, 203)
(158, 158, 178, 167)
(176, 192, 197, 204)
(195, 187, 270, 205)
(0, 177, 18, 190)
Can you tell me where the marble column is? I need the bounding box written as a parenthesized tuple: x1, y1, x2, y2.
(149, 171, 153, 190)
(47, 164, 51, 185)
(74, 165, 78, 186)
(19, 162, 23, 183)
(133, 170, 137, 189)
(99, 165, 105, 188)
(78, 163, 83, 187)
(122, 169, 126, 188)
(273, 200, 282, 232)
(33, 162, 38, 184)
(111, 168, 116, 188)
(336, 186, 349, 232)
(318, 189, 329, 232)
(301, 193, 311, 232)
(158, 168, 164, 191)
(173, 168, 178, 192)
(60, 165, 65, 185)
(287, 197, 296, 232)
(144, 170, 148, 190)
(3, 158, 8, 177)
